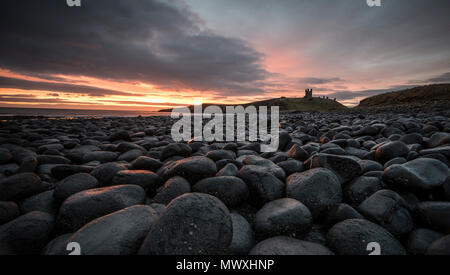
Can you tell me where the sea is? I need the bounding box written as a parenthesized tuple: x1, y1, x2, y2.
(0, 107, 171, 118)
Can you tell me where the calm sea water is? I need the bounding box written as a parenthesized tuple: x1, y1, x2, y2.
(0, 107, 171, 118)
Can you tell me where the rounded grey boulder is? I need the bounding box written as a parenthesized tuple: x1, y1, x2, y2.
(139, 193, 232, 255)
(193, 176, 249, 207)
(249, 236, 334, 255)
(54, 173, 99, 202)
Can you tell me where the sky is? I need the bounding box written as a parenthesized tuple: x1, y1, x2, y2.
(0, 0, 449, 110)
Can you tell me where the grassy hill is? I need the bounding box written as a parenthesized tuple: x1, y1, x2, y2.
(158, 97, 347, 113)
(358, 84, 450, 107)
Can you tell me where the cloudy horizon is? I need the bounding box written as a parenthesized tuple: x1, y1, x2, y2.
(0, 0, 449, 110)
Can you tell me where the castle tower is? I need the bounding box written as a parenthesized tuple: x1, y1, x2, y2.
(304, 88, 313, 99)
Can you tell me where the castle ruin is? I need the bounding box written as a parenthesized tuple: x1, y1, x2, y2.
(304, 88, 313, 99)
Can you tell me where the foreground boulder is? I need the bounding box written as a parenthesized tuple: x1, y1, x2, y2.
(152, 176, 191, 205)
(57, 184, 146, 232)
(112, 170, 160, 195)
(383, 158, 450, 191)
(286, 168, 342, 219)
(406, 228, 444, 255)
(308, 154, 362, 184)
(358, 190, 413, 237)
(193, 176, 248, 207)
(254, 198, 312, 239)
(54, 173, 99, 202)
(0, 173, 45, 201)
(139, 193, 232, 255)
(0, 211, 54, 254)
(375, 141, 409, 164)
(415, 202, 450, 233)
(249, 236, 333, 255)
(158, 156, 217, 184)
(327, 219, 406, 255)
(237, 165, 285, 206)
(60, 205, 158, 255)
(227, 212, 254, 255)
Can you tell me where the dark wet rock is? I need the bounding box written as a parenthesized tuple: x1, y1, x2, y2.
(117, 149, 144, 162)
(422, 153, 450, 167)
(51, 165, 94, 180)
(400, 133, 423, 145)
(19, 190, 57, 215)
(277, 159, 304, 176)
(375, 141, 409, 164)
(0, 211, 54, 255)
(227, 212, 254, 255)
(41, 234, 72, 255)
(160, 143, 192, 161)
(304, 224, 328, 246)
(148, 203, 165, 215)
(383, 157, 407, 169)
(358, 190, 413, 237)
(193, 176, 248, 207)
(82, 151, 117, 164)
(216, 159, 243, 171)
(345, 176, 384, 206)
(54, 173, 99, 202)
(158, 156, 217, 184)
(327, 219, 406, 255)
(237, 165, 285, 206)
(308, 153, 362, 184)
(249, 236, 333, 255)
(426, 235, 450, 255)
(112, 170, 160, 195)
(37, 155, 71, 165)
(57, 184, 146, 233)
(206, 150, 236, 162)
(0, 150, 13, 165)
(238, 143, 261, 153)
(383, 158, 450, 191)
(131, 156, 163, 171)
(0, 163, 19, 176)
(325, 203, 364, 228)
(90, 162, 128, 186)
(286, 144, 310, 161)
(427, 132, 450, 148)
(406, 228, 444, 255)
(242, 155, 285, 180)
(216, 163, 239, 177)
(415, 202, 450, 233)
(286, 168, 342, 219)
(61, 205, 158, 255)
(420, 145, 450, 159)
(153, 176, 191, 205)
(254, 198, 312, 239)
(139, 193, 232, 255)
(278, 131, 292, 151)
(109, 130, 130, 142)
(359, 160, 383, 173)
(0, 201, 20, 225)
(0, 172, 45, 201)
(116, 142, 145, 153)
(19, 156, 38, 173)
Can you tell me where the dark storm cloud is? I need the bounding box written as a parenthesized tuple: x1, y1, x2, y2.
(326, 85, 416, 101)
(0, 0, 267, 96)
(423, 72, 450, 84)
(298, 77, 344, 85)
(0, 76, 141, 97)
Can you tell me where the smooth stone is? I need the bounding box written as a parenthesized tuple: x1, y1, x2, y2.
(254, 198, 312, 240)
(206, 150, 236, 161)
(160, 143, 192, 161)
(0, 211, 54, 255)
(286, 168, 342, 219)
(358, 190, 414, 237)
(51, 165, 94, 180)
(237, 165, 285, 207)
(0, 172, 44, 201)
(327, 219, 406, 255)
(193, 176, 248, 207)
(82, 151, 117, 164)
(36, 155, 71, 165)
(277, 159, 305, 176)
(131, 156, 163, 171)
(54, 173, 100, 202)
(61, 205, 158, 255)
(308, 153, 362, 184)
(242, 155, 285, 180)
(227, 212, 254, 255)
(139, 193, 232, 255)
(286, 144, 310, 161)
(0, 201, 20, 225)
(383, 157, 407, 169)
(20, 190, 57, 215)
(426, 235, 450, 255)
(325, 203, 364, 228)
(406, 228, 444, 255)
(41, 234, 72, 255)
(415, 202, 450, 233)
(153, 176, 191, 205)
(57, 184, 146, 233)
(117, 149, 144, 162)
(382, 158, 450, 190)
(249, 236, 334, 255)
(158, 156, 217, 184)
(112, 170, 160, 195)
(375, 141, 409, 164)
(216, 163, 239, 177)
(90, 162, 128, 186)
(344, 176, 383, 206)
(358, 160, 383, 173)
